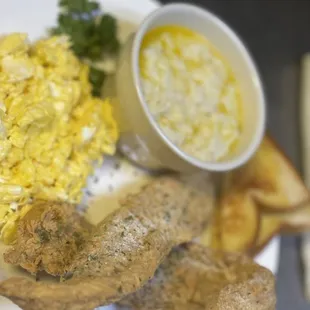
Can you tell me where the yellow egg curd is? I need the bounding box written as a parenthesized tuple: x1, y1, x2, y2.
(0, 33, 118, 243)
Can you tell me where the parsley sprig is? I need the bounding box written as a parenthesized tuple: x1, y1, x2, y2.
(51, 0, 120, 96)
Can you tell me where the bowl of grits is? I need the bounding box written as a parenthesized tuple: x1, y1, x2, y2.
(115, 3, 266, 172)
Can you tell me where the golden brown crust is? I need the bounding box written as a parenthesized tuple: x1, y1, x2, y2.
(4, 201, 92, 276)
(119, 243, 276, 310)
(0, 174, 214, 310)
(201, 135, 310, 255)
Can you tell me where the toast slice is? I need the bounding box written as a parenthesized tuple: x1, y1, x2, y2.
(202, 135, 310, 254)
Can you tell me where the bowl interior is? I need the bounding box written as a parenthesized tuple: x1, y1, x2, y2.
(132, 4, 265, 171)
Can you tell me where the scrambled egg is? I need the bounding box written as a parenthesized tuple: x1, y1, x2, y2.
(0, 33, 118, 243)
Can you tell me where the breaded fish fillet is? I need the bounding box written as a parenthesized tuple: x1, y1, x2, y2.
(0, 174, 214, 310)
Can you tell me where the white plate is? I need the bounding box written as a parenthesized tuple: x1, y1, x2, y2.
(0, 0, 280, 309)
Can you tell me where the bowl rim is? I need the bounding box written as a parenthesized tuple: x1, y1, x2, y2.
(131, 3, 266, 172)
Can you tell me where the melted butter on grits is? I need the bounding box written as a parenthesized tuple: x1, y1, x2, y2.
(140, 25, 243, 162)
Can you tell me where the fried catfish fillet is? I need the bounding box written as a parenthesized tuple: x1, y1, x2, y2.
(3, 201, 93, 276)
(0, 174, 214, 310)
(120, 243, 276, 310)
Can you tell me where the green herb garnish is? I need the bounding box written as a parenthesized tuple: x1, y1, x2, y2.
(89, 67, 106, 97)
(51, 0, 120, 97)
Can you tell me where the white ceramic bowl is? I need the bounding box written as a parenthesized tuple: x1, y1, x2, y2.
(115, 3, 266, 172)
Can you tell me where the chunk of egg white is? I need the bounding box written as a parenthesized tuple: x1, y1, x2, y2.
(2, 56, 34, 81)
(82, 126, 96, 142)
(49, 82, 60, 97)
(54, 101, 65, 111)
(8, 186, 23, 195)
(0, 121, 6, 139)
(0, 102, 6, 113)
(10, 202, 18, 211)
